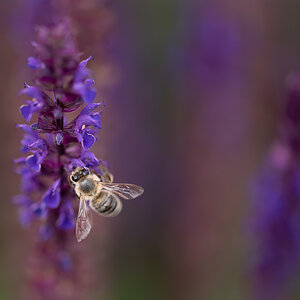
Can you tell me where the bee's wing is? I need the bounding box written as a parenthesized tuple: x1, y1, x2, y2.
(99, 165, 114, 183)
(76, 197, 93, 242)
(100, 183, 144, 200)
(90, 190, 123, 217)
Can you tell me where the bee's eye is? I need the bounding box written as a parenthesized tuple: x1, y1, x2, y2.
(83, 170, 89, 176)
(71, 175, 79, 182)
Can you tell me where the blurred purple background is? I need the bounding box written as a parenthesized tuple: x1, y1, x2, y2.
(2, 0, 300, 299)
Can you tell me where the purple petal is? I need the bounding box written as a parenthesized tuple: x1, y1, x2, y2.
(79, 56, 93, 68)
(74, 115, 90, 131)
(28, 57, 42, 69)
(85, 78, 95, 87)
(26, 154, 41, 172)
(82, 131, 96, 149)
(73, 82, 96, 104)
(74, 57, 91, 83)
(17, 124, 35, 134)
(83, 88, 96, 104)
(18, 125, 40, 153)
(68, 159, 85, 170)
(75, 115, 100, 133)
(42, 178, 61, 208)
(81, 150, 99, 166)
(19, 207, 33, 227)
(17, 165, 39, 193)
(79, 56, 93, 69)
(20, 104, 33, 122)
(56, 201, 75, 230)
(21, 86, 42, 100)
(20, 145, 28, 153)
(20, 86, 54, 107)
(14, 157, 27, 164)
(28, 138, 48, 153)
(80, 102, 101, 116)
(31, 201, 48, 219)
(91, 112, 102, 129)
(12, 195, 31, 205)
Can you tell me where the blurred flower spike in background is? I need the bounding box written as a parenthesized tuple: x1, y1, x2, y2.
(13, 19, 104, 299)
(251, 73, 300, 300)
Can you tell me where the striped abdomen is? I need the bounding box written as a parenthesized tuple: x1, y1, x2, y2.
(91, 192, 122, 217)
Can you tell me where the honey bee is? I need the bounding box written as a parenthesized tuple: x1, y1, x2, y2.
(69, 166, 144, 242)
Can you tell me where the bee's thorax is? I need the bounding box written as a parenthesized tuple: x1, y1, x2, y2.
(79, 177, 96, 194)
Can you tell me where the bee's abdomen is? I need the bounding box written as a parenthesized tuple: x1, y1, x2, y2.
(99, 196, 118, 214)
(92, 192, 121, 216)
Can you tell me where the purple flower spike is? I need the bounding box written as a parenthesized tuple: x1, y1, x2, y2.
(15, 19, 104, 232)
(42, 178, 61, 208)
(14, 19, 109, 300)
(250, 72, 300, 299)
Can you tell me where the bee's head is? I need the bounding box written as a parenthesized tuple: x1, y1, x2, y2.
(70, 167, 89, 183)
